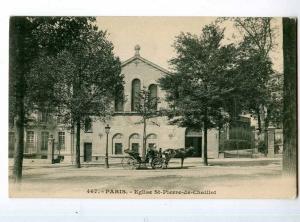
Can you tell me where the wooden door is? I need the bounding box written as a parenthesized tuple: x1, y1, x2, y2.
(84, 143, 92, 162)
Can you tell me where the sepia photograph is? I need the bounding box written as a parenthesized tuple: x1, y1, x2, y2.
(8, 16, 297, 199)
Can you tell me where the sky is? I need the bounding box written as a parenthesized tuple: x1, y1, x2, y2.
(97, 16, 283, 72)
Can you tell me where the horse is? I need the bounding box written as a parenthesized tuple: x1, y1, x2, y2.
(162, 147, 196, 168)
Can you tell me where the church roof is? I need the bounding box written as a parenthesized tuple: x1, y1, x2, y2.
(121, 45, 170, 74)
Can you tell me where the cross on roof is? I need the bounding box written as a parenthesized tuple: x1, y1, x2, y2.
(134, 44, 141, 56)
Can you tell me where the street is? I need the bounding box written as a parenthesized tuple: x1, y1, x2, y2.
(9, 157, 296, 199)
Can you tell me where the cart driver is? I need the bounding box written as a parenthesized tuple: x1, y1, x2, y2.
(146, 145, 157, 163)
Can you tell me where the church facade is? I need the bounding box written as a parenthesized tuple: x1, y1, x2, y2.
(9, 46, 220, 163)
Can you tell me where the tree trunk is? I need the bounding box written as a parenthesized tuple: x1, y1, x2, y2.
(203, 107, 208, 166)
(142, 117, 147, 159)
(263, 106, 270, 146)
(282, 18, 297, 176)
(256, 107, 262, 133)
(70, 123, 75, 164)
(75, 119, 81, 168)
(11, 17, 27, 183)
(13, 103, 25, 183)
(218, 125, 222, 157)
(13, 61, 26, 183)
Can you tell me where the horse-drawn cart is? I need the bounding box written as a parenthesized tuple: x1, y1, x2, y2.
(121, 149, 165, 169)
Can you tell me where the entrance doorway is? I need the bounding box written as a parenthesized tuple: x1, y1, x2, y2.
(84, 143, 92, 162)
(185, 129, 202, 157)
(185, 137, 202, 157)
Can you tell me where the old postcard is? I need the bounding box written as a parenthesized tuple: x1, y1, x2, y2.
(8, 16, 297, 198)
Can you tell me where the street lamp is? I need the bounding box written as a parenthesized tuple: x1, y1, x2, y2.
(105, 124, 111, 168)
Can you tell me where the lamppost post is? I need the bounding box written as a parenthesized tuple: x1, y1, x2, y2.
(70, 127, 74, 165)
(105, 124, 111, 168)
(50, 134, 55, 164)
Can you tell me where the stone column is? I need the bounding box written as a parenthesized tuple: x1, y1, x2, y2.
(267, 126, 275, 158)
(253, 129, 260, 153)
(48, 135, 54, 163)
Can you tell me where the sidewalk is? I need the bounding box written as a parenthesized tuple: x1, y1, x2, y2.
(9, 156, 282, 170)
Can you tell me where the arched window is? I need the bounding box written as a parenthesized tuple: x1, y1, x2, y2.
(129, 133, 141, 153)
(84, 117, 92, 133)
(147, 133, 157, 139)
(131, 79, 141, 111)
(112, 133, 123, 155)
(149, 84, 158, 110)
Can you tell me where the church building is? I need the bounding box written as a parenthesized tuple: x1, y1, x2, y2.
(9, 45, 220, 163)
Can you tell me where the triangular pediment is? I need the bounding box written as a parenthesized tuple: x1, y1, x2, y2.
(121, 55, 170, 74)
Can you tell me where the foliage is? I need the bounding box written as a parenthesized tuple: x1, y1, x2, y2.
(27, 37, 122, 127)
(30, 17, 97, 56)
(234, 52, 273, 117)
(159, 24, 236, 129)
(27, 19, 123, 168)
(9, 17, 39, 127)
(159, 24, 237, 165)
(159, 19, 281, 164)
(10, 16, 122, 175)
(9, 17, 99, 124)
(265, 73, 283, 128)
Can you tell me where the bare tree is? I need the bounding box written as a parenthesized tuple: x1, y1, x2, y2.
(233, 18, 277, 133)
(133, 87, 160, 159)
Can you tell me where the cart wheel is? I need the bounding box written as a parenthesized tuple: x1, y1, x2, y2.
(121, 157, 139, 169)
(151, 158, 163, 169)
